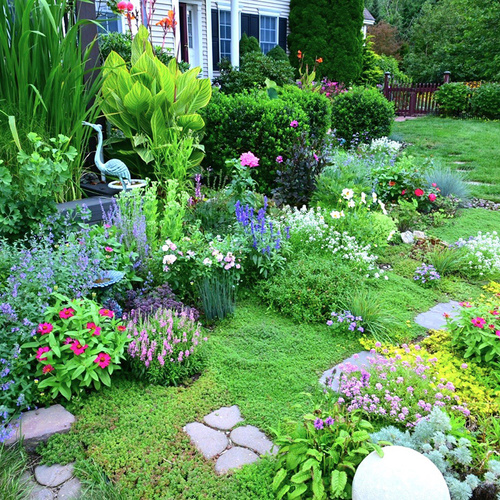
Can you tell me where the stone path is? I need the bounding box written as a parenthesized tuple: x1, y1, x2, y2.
(414, 301, 460, 330)
(25, 463, 82, 500)
(184, 405, 278, 474)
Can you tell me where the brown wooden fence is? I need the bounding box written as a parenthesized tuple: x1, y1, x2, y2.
(383, 72, 451, 117)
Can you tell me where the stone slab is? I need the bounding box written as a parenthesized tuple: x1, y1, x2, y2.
(29, 484, 55, 500)
(215, 446, 259, 474)
(57, 477, 82, 499)
(320, 351, 379, 391)
(35, 463, 74, 487)
(229, 426, 278, 456)
(203, 405, 243, 430)
(184, 422, 229, 459)
(414, 301, 460, 330)
(5, 405, 75, 451)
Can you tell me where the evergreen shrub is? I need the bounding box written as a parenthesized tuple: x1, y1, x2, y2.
(470, 83, 500, 120)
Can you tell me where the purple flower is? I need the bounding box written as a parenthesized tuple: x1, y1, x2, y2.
(290, 120, 299, 128)
(276, 155, 283, 163)
(324, 417, 335, 426)
(314, 418, 324, 430)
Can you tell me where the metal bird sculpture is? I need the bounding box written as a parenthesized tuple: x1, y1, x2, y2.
(82, 121, 131, 191)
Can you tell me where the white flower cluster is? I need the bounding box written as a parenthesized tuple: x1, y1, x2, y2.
(455, 231, 500, 276)
(368, 137, 402, 155)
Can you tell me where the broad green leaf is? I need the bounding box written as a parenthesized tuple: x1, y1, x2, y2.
(59, 384, 71, 400)
(131, 25, 153, 65)
(331, 470, 347, 496)
(290, 470, 311, 484)
(288, 483, 308, 499)
(177, 113, 205, 131)
(100, 369, 111, 387)
(71, 365, 86, 380)
(276, 484, 290, 500)
(273, 468, 287, 491)
(312, 467, 325, 499)
(123, 82, 152, 126)
(307, 449, 323, 461)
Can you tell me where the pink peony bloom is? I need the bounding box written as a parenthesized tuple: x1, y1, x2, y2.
(99, 308, 115, 318)
(70, 341, 89, 356)
(94, 352, 111, 369)
(36, 346, 50, 361)
(42, 364, 54, 374)
(37, 323, 53, 335)
(276, 155, 283, 163)
(59, 308, 75, 319)
(428, 193, 437, 202)
(239, 151, 259, 168)
(290, 120, 299, 128)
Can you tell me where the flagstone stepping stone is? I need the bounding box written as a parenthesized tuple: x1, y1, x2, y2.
(414, 301, 460, 330)
(57, 477, 82, 499)
(203, 405, 243, 430)
(184, 422, 229, 459)
(319, 351, 379, 391)
(5, 404, 75, 451)
(35, 463, 74, 487)
(29, 483, 55, 500)
(230, 426, 278, 456)
(215, 447, 259, 474)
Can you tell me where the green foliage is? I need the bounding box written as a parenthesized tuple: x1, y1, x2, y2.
(0, 128, 77, 239)
(288, 0, 364, 83)
(201, 90, 307, 191)
(378, 55, 410, 84)
(266, 45, 289, 62)
(357, 38, 384, 87)
(74, 459, 127, 500)
(424, 164, 470, 201)
(426, 248, 463, 276)
(331, 86, 395, 143)
(37, 433, 86, 466)
(471, 83, 500, 120)
(0, 0, 101, 202)
(0, 443, 32, 499)
(23, 293, 130, 401)
(215, 52, 294, 94)
(159, 180, 189, 242)
(239, 33, 261, 58)
(258, 257, 362, 323)
(434, 83, 472, 117)
(273, 405, 383, 500)
(199, 274, 236, 321)
(100, 26, 211, 183)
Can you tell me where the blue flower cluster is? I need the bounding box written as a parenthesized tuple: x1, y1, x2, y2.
(414, 263, 441, 284)
(326, 310, 365, 333)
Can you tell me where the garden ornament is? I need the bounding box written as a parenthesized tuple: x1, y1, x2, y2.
(82, 121, 131, 191)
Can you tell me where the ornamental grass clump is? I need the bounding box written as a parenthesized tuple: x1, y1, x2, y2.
(329, 344, 471, 428)
(126, 308, 207, 386)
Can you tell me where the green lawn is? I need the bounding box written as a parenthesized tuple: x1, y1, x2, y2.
(392, 117, 500, 202)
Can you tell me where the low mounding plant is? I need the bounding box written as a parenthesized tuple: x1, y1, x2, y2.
(273, 404, 384, 500)
(424, 165, 470, 201)
(427, 248, 463, 276)
(330, 86, 395, 143)
(23, 293, 130, 400)
(126, 308, 207, 386)
(453, 231, 500, 278)
(434, 83, 471, 117)
(470, 83, 500, 120)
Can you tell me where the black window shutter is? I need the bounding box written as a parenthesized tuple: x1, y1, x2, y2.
(241, 13, 259, 40)
(211, 9, 220, 70)
(279, 17, 287, 51)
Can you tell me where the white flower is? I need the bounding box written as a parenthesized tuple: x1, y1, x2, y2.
(203, 258, 212, 267)
(348, 199, 355, 208)
(331, 211, 342, 219)
(341, 188, 354, 200)
(361, 192, 366, 204)
(163, 254, 177, 265)
(372, 192, 378, 203)
(388, 230, 396, 241)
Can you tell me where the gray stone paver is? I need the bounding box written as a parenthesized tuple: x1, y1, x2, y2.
(56, 477, 82, 499)
(29, 484, 55, 500)
(203, 405, 243, 430)
(215, 447, 259, 474)
(414, 301, 460, 330)
(35, 463, 74, 487)
(184, 422, 229, 459)
(230, 426, 278, 456)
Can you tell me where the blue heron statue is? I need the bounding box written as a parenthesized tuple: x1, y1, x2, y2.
(83, 121, 131, 191)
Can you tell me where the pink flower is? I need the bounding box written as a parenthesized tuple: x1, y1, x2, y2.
(471, 317, 486, 328)
(432, 183, 437, 187)
(70, 341, 89, 356)
(290, 120, 299, 128)
(105, 246, 113, 253)
(87, 322, 101, 336)
(117, 325, 127, 332)
(496, 331, 500, 337)
(42, 365, 54, 374)
(36, 347, 50, 361)
(239, 151, 259, 168)
(64, 337, 74, 345)
(313, 153, 319, 161)
(276, 155, 283, 163)
(401, 189, 406, 195)
(459, 302, 472, 308)
(94, 352, 111, 369)
(428, 193, 437, 202)
(117, 1, 127, 10)
(59, 308, 75, 319)
(37, 323, 53, 335)
(461, 363, 468, 369)
(414, 188, 424, 197)
(127, 1, 134, 10)
(99, 308, 115, 318)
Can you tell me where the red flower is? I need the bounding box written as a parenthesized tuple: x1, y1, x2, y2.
(94, 352, 111, 369)
(117, 0, 127, 10)
(36, 347, 50, 361)
(401, 189, 406, 195)
(70, 341, 88, 356)
(59, 308, 75, 319)
(126, 1, 134, 10)
(99, 309, 115, 318)
(156, 10, 176, 29)
(414, 188, 424, 197)
(316, 57, 323, 63)
(117, 325, 127, 332)
(297, 50, 302, 60)
(428, 193, 437, 202)
(42, 365, 54, 374)
(388, 181, 396, 187)
(37, 323, 53, 335)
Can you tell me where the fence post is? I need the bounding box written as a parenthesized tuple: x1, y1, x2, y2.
(383, 72, 391, 99)
(443, 71, 451, 84)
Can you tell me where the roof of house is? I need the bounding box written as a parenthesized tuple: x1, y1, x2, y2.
(364, 8, 375, 22)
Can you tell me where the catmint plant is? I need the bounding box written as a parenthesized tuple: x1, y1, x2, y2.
(414, 263, 441, 286)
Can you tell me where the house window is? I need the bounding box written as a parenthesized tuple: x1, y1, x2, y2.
(219, 10, 231, 61)
(95, 0, 122, 34)
(260, 15, 277, 54)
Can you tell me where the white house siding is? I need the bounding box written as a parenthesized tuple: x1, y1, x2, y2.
(239, 0, 289, 18)
(148, 1, 177, 57)
(201, 0, 209, 77)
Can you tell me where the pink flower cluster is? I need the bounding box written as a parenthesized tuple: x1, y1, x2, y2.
(117, 1, 134, 11)
(239, 151, 259, 168)
(329, 347, 470, 427)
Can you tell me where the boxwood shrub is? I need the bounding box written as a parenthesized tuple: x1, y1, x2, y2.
(434, 82, 471, 117)
(331, 86, 395, 144)
(470, 83, 500, 120)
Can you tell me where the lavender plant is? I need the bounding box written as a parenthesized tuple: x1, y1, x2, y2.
(414, 263, 441, 287)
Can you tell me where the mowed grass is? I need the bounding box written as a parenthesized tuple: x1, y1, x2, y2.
(392, 117, 500, 201)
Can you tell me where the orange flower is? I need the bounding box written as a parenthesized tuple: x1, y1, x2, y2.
(156, 10, 177, 29)
(388, 180, 396, 186)
(297, 50, 302, 59)
(316, 57, 323, 63)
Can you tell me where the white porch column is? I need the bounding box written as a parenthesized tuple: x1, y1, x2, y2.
(172, 0, 181, 61)
(230, 0, 239, 67)
(206, 0, 214, 80)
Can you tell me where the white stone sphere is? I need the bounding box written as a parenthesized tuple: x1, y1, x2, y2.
(352, 446, 450, 500)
